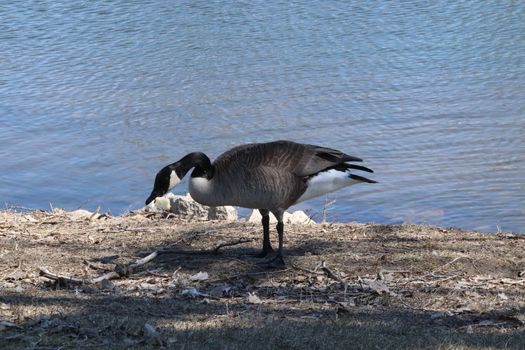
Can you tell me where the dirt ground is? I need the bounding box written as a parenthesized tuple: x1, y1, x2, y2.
(1, 209, 525, 349)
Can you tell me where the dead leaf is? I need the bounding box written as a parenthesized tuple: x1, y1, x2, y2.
(430, 311, 451, 320)
(209, 284, 232, 297)
(362, 278, 391, 295)
(180, 287, 209, 298)
(190, 271, 209, 281)
(144, 323, 156, 335)
(144, 323, 163, 346)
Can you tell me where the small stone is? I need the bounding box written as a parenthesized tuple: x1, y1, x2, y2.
(99, 279, 116, 290)
(247, 292, 262, 304)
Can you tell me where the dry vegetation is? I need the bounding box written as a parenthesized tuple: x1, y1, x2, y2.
(1, 209, 525, 349)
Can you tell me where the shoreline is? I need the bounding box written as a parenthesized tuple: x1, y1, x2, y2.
(3, 202, 520, 235)
(1, 209, 524, 348)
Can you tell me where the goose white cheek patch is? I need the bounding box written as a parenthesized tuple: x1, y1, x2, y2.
(169, 171, 181, 189)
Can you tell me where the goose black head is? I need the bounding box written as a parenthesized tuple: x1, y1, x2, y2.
(145, 164, 180, 205)
(145, 152, 211, 205)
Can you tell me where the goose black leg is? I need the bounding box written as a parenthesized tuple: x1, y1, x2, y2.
(267, 210, 286, 267)
(256, 209, 274, 258)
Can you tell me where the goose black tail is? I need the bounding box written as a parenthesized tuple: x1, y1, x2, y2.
(349, 173, 378, 183)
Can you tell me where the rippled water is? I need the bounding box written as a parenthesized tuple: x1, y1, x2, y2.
(1, 1, 524, 232)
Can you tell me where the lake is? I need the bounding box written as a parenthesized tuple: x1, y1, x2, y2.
(1, 1, 524, 232)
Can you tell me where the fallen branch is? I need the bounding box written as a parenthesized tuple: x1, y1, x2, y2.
(39, 238, 255, 285)
(39, 268, 88, 285)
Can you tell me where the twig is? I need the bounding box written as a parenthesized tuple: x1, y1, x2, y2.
(424, 256, 463, 278)
(153, 238, 253, 256)
(89, 251, 161, 281)
(89, 206, 100, 220)
(321, 260, 344, 283)
(432, 274, 461, 284)
(83, 260, 108, 271)
(322, 196, 337, 223)
(208, 268, 289, 283)
(213, 238, 254, 254)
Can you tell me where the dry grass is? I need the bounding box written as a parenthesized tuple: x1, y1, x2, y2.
(1, 209, 525, 349)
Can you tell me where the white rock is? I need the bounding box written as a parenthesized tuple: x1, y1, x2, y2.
(286, 211, 316, 225)
(170, 194, 208, 219)
(67, 209, 100, 221)
(248, 210, 315, 225)
(208, 206, 238, 221)
(248, 210, 277, 224)
(145, 193, 238, 221)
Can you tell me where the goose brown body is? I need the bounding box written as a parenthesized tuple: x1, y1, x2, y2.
(189, 141, 335, 209)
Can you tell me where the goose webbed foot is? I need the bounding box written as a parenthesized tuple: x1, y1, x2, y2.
(260, 253, 286, 268)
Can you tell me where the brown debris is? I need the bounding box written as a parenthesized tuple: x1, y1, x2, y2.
(1, 209, 525, 349)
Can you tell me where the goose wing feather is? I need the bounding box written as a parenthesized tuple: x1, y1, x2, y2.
(294, 144, 362, 177)
(214, 140, 362, 177)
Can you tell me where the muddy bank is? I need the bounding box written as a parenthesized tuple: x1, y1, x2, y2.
(1, 209, 524, 349)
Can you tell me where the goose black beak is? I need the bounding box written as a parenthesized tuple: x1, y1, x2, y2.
(145, 191, 163, 205)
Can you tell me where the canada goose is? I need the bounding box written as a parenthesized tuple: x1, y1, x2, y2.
(145, 140, 376, 265)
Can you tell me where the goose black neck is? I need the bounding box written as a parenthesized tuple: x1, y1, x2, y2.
(177, 152, 213, 179)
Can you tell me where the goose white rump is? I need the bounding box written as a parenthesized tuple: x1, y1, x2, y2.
(297, 169, 361, 203)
